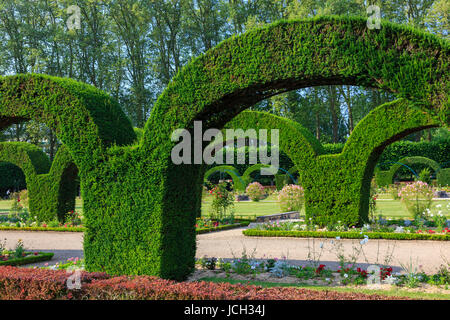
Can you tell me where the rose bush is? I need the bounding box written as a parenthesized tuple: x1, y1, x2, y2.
(245, 182, 266, 202)
(278, 184, 304, 212)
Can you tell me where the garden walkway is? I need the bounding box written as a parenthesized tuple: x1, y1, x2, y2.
(0, 228, 449, 273)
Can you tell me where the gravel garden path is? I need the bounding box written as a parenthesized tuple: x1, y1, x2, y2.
(0, 228, 449, 273)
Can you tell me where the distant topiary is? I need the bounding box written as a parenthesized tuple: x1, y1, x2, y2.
(0, 16, 447, 281)
(0, 142, 79, 222)
(245, 182, 266, 201)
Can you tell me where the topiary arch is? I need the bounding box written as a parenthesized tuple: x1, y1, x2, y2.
(385, 156, 441, 184)
(242, 164, 278, 186)
(0, 17, 447, 281)
(0, 142, 79, 222)
(203, 165, 245, 191)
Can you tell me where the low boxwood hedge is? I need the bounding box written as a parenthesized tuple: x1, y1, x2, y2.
(0, 252, 54, 266)
(0, 226, 85, 232)
(196, 222, 250, 234)
(242, 229, 450, 241)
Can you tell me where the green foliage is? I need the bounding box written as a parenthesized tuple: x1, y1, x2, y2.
(274, 174, 286, 191)
(242, 229, 450, 241)
(0, 252, 54, 266)
(418, 168, 432, 184)
(204, 165, 245, 191)
(385, 156, 441, 185)
(437, 168, 450, 186)
(0, 17, 447, 282)
(378, 139, 450, 170)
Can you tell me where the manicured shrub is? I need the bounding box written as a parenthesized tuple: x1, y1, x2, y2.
(378, 139, 450, 170)
(278, 184, 304, 212)
(204, 165, 245, 191)
(275, 174, 286, 191)
(385, 156, 441, 185)
(0, 142, 79, 222)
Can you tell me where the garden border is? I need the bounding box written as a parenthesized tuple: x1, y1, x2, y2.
(242, 229, 450, 241)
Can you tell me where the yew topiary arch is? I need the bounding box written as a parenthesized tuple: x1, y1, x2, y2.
(203, 165, 245, 191)
(386, 156, 441, 183)
(0, 17, 448, 281)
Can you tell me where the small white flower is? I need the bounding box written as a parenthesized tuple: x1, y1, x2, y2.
(344, 274, 348, 278)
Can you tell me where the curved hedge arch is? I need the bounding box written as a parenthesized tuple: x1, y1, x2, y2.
(0, 142, 79, 222)
(242, 164, 278, 185)
(203, 165, 245, 191)
(223, 99, 440, 226)
(0, 74, 136, 166)
(386, 156, 441, 184)
(0, 17, 446, 281)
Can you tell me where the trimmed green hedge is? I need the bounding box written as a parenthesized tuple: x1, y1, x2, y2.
(0, 252, 54, 266)
(0, 226, 85, 232)
(384, 156, 441, 185)
(204, 165, 245, 191)
(326, 139, 450, 169)
(242, 229, 450, 241)
(0, 17, 447, 281)
(0, 222, 251, 234)
(437, 168, 450, 186)
(196, 222, 250, 234)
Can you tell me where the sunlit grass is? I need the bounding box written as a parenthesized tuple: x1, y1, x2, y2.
(1, 194, 448, 220)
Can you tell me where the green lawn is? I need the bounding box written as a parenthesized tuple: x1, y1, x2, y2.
(1, 194, 449, 220)
(200, 193, 449, 219)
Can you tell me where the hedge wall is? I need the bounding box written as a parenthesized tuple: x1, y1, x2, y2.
(378, 139, 450, 170)
(0, 17, 447, 282)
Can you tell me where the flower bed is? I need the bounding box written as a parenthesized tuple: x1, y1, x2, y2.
(190, 254, 450, 293)
(0, 266, 410, 300)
